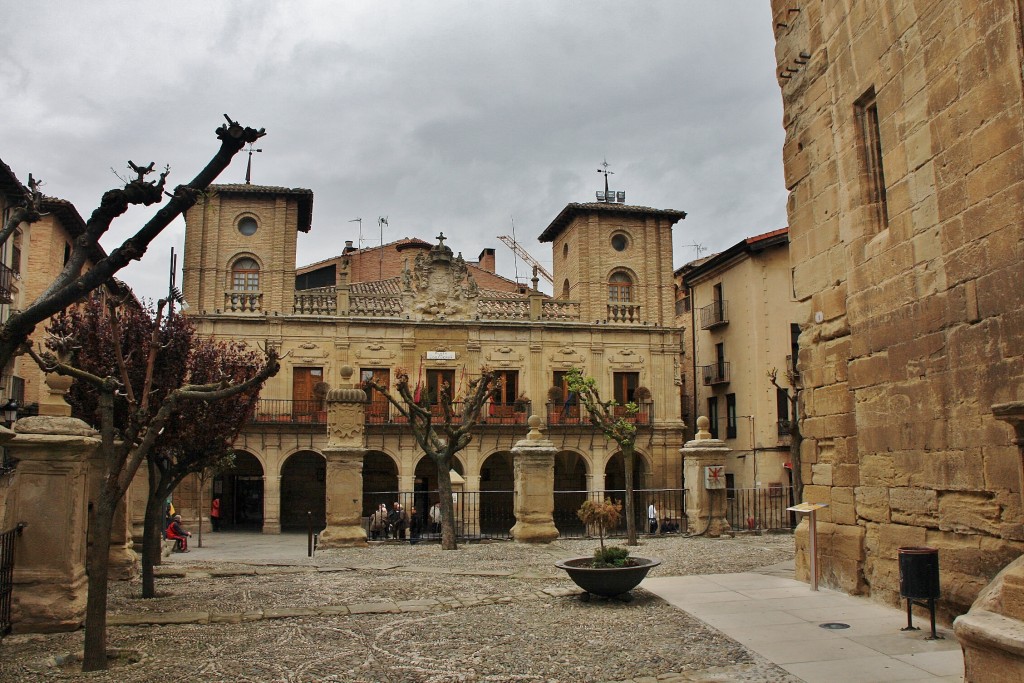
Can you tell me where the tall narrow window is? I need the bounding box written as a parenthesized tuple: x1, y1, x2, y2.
(712, 283, 724, 320)
(493, 370, 519, 405)
(856, 88, 888, 230)
(613, 372, 640, 404)
(232, 257, 260, 291)
(726, 393, 737, 439)
(707, 396, 719, 439)
(715, 342, 726, 382)
(608, 272, 633, 303)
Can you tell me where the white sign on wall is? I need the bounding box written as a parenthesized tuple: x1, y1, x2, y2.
(704, 465, 726, 490)
(426, 351, 457, 360)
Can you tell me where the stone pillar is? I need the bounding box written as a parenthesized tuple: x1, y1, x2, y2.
(511, 415, 559, 543)
(4, 416, 100, 632)
(317, 366, 368, 548)
(262, 474, 281, 534)
(955, 402, 1024, 681)
(681, 416, 732, 538)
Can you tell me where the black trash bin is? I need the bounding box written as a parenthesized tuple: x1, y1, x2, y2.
(897, 546, 941, 638)
(898, 546, 939, 598)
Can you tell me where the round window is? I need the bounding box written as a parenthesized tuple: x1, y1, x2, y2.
(238, 216, 258, 236)
(611, 233, 628, 252)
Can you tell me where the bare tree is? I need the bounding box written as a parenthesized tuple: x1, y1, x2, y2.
(566, 367, 641, 546)
(364, 368, 499, 550)
(33, 297, 278, 672)
(769, 366, 803, 505)
(0, 115, 265, 373)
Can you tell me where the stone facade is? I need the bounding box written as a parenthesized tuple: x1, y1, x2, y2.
(174, 186, 688, 535)
(772, 0, 1024, 621)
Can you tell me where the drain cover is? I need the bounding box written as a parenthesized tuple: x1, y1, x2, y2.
(819, 622, 850, 630)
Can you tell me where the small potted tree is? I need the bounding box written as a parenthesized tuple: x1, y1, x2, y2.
(555, 498, 660, 600)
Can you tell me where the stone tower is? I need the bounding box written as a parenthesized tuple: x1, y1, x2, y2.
(538, 202, 685, 326)
(182, 184, 313, 315)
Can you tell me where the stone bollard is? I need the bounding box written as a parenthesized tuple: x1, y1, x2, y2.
(510, 415, 559, 543)
(317, 366, 368, 548)
(681, 416, 733, 538)
(4, 415, 100, 632)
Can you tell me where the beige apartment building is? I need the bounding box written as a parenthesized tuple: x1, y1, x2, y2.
(772, 0, 1024, 642)
(172, 184, 688, 535)
(677, 229, 802, 492)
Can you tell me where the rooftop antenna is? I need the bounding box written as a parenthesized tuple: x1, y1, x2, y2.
(244, 143, 262, 185)
(681, 242, 708, 259)
(510, 215, 521, 284)
(166, 247, 187, 318)
(349, 217, 363, 249)
(378, 216, 388, 280)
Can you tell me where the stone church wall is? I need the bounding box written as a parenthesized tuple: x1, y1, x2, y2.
(773, 0, 1024, 618)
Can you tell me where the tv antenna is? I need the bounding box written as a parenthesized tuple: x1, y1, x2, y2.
(681, 242, 707, 259)
(378, 216, 388, 279)
(244, 143, 262, 185)
(349, 218, 363, 249)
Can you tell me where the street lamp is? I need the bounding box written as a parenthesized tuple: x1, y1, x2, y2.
(3, 398, 18, 425)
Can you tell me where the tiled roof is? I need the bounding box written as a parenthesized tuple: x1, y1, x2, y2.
(0, 157, 25, 200)
(208, 183, 314, 233)
(539, 202, 687, 243)
(350, 278, 402, 296)
(680, 228, 788, 284)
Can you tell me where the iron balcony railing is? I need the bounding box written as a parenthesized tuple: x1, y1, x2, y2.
(545, 401, 653, 426)
(700, 362, 730, 385)
(699, 300, 728, 329)
(0, 262, 14, 305)
(252, 399, 326, 424)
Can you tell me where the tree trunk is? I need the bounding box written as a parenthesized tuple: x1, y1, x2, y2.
(82, 491, 116, 671)
(197, 476, 206, 548)
(435, 455, 458, 551)
(790, 423, 803, 504)
(623, 446, 637, 546)
(141, 484, 166, 599)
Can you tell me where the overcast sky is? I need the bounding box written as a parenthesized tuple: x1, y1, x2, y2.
(1, 2, 788, 301)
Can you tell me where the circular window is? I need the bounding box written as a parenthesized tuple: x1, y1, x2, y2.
(563, 243, 569, 258)
(237, 216, 258, 236)
(611, 233, 628, 252)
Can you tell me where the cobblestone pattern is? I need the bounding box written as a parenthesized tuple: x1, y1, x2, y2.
(1, 535, 799, 682)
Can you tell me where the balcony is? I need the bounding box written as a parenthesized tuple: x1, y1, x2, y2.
(699, 300, 728, 329)
(225, 290, 263, 313)
(607, 303, 641, 324)
(252, 399, 325, 424)
(0, 261, 14, 304)
(700, 362, 730, 386)
(546, 401, 652, 426)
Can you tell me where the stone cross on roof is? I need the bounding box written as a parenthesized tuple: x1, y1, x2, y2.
(436, 232, 446, 247)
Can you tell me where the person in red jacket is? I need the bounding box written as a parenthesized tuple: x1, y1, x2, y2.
(166, 515, 192, 552)
(210, 497, 221, 532)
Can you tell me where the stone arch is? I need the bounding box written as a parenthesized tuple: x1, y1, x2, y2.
(554, 449, 590, 535)
(280, 450, 326, 531)
(363, 450, 399, 517)
(215, 449, 265, 531)
(479, 451, 514, 536)
(604, 449, 651, 532)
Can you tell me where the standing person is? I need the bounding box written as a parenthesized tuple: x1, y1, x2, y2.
(210, 497, 221, 532)
(648, 502, 658, 534)
(408, 506, 422, 544)
(166, 514, 192, 552)
(369, 503, 388, 540)
(389, 502, 409, 540)
(429, 501, 442, 535)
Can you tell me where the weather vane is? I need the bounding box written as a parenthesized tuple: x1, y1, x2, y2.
(597, 159, 614, 195)
(244, 143, 263, 184)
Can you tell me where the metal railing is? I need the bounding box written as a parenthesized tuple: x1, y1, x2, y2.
(726, 486, 795, 532)
(545, 402, 653, 426)
(0, 522, 26, 639)
(699, 300, 728, 329)
(553, 489, 686, 538)
(252, 399, 326, 424)
(700, 362, 731, 385)
(362, 490, 515, 541)
(0, 262, 14, 305)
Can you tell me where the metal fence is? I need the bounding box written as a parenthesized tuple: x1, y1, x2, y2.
(553, 489, 687, 538)
(726, 486, 796, 532)
(0, 522, 26, 639)
(362, 490, 515, 541)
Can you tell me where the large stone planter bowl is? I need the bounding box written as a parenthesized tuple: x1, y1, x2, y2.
(555, 557, 661, 598)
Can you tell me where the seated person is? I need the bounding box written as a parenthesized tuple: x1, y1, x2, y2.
(166, 514, 192, 552)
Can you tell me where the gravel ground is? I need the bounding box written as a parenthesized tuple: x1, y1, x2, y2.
(0, 534, 799, 683)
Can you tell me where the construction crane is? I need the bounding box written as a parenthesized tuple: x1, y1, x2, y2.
(497, 235, 554, 285)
